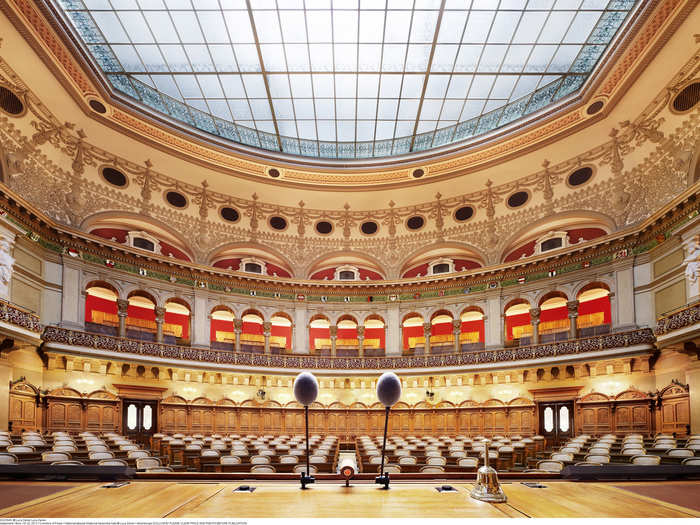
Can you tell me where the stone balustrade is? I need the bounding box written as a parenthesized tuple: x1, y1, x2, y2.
(42, 325, 655, 371)
(0, 299, 41, 333)
(655, 302, 700, 335)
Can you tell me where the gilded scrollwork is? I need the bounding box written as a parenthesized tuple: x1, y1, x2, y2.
(0, 47, 697, 272)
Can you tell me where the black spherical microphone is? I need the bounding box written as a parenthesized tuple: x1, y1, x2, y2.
(375, 372, 402, 489)
(293, 371, 318, 489)
(376, 372, 402, 408)
(294, 371, 319, 406)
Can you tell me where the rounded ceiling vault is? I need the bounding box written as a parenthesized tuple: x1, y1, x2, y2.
(56, 0, 639, 161)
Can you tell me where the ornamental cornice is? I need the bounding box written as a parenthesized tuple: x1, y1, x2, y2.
(0, 0, 694, 188)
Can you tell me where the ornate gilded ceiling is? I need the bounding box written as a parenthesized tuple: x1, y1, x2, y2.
(0, 0, 698, 280)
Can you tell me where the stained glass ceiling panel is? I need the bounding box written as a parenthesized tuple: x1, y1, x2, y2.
(56, 0, 638, 160)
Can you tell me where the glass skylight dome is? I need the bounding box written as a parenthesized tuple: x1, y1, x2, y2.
(57, 0, 638, 160)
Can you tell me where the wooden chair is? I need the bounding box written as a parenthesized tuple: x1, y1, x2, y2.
(51, 460, 84, 466)
(667, 448, 694, 457)
(146, 467, 174, 472)
(0, 453, 17, 464)
(98, 459, 128, 466)
(536, 460, 564, 472)
(458, 457, 479, 469)
(399, 456, 417, 465)
(309, 455, 326, 464)
(631, 455, 661, 465)
(421, 465, 445, 473)
(585, 454, 610, 463)
(53, 445, 77, 453)
(551, 453, 573, 462)
(381, 464, 401, 474)
(136, 457, 161, 469)
(220, 456, 242, 465)
(426, 456, 446, 466)
(127, 450, 150, 459)
(250, 455, 271, 465)
(7, 445, 34, 455)
(681, 457, 700, 466)
(250, 465, 276, 473)
(89, 451, 114, 460)
(293, 464, 317, 474)
(279, 455, 299, 464)
(42, 451, 71, 462)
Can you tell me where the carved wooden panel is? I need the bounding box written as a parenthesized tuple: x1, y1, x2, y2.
(9, 396, 38, 431)
(661, 398, 690, 436)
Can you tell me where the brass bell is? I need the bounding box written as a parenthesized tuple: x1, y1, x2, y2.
(470, 440, 507, 503)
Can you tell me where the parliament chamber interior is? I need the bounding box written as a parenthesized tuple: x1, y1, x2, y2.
(0, 0, 698, 521)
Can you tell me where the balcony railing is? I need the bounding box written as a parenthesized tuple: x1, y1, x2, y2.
(655, 302, 700, 335)
(0, 299, 41, 333)
(42, 326, 655, 370)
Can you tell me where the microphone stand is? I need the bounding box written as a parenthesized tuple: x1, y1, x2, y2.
(375, 406, 391, 489)
(300, 405, 315, 489)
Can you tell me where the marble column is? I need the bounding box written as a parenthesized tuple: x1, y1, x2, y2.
(329, 325, 338, 357)
(614, 261, 636, 331)
(452, 318, 461, 353)
(423, 322, 432, 355)
(154, 306, 165, 343)
(485, 295, 502, 349)
(233, 318, 242, 352)
(263, 321, 272, 354)
(192, 292, 209, 348)
(293, 306, 308, 354)
(385, 303, 401, 355)
(567, 300, 579, 340)
(529, 307, 541, 345)
(357, 325, 365, 358)
(117, 299, 128, 338)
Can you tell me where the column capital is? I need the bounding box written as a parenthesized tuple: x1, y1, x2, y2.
(529, 307, 541, 321)
(262, 321, 272, 334)
(233, 318, 243, 331)
(117, 299, 129, 315)
(452, 318, 462, 333)
(329, 325, 338, 337)
(154, 306, 166, 321)
(566, 300, 579, 315)
(356, 325, 365, 336)
(423, 322, 431, 335)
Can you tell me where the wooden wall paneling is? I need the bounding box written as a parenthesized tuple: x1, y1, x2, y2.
(45, 388, 84, 431)
(659, 385, 690, 437)
(8, 382, 39, 432)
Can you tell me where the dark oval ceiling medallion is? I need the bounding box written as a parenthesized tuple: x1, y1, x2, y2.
(0, 87, 24, 115)
(220, 207, 240, 222)
(454, 206, 474, 222)
(586, 100, 604, 115)
(101, 167, 127, 187)
(568, 167, 593, 186)
(672, 82, 700, 112)
(412, 168, 425, 178)
(316, 221, 333, 235)
(361, 221, 379, 235)
(165, 191, 187, 208)
(268, 168, 281, 178)
(269, 216, 287, 230)
(89, 99, 107, 114)
(507, 191, 529, 208)
(406, 216, 424, 230)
